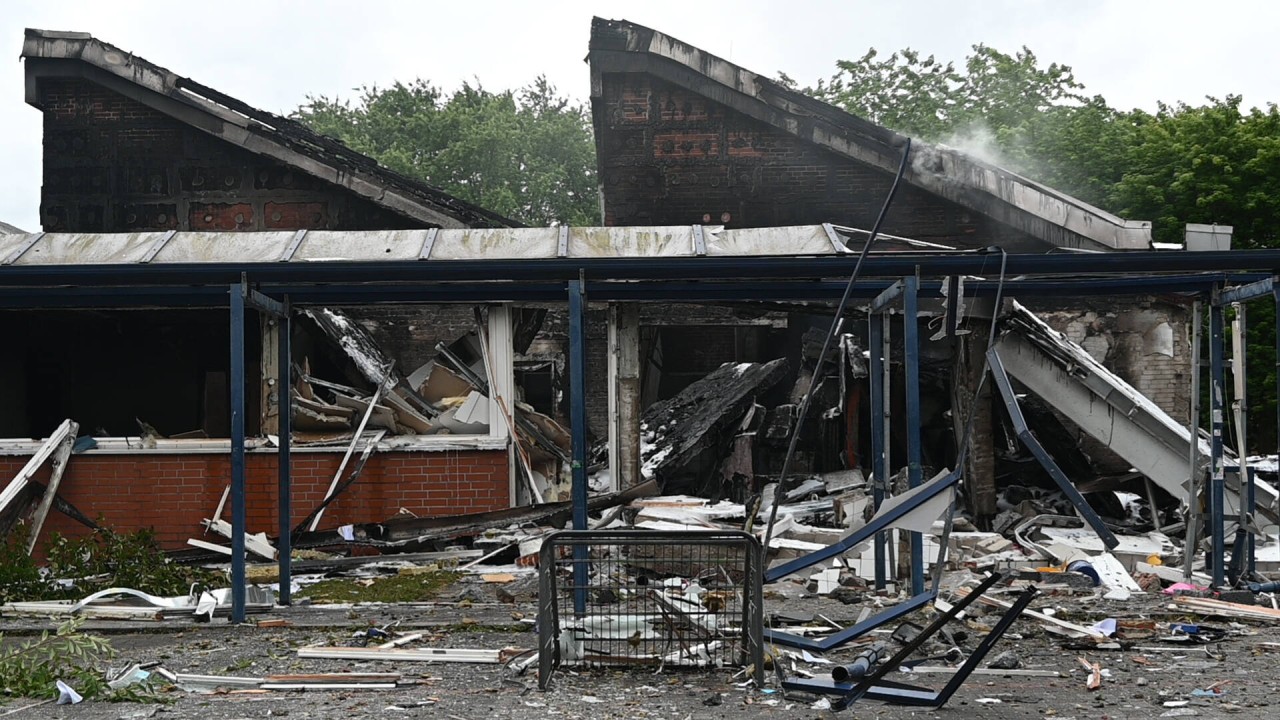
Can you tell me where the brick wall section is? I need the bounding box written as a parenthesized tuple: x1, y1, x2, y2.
(38, 79, 418, 233)
(594, 73, 1036, 249)
(0, 450, 509, 551)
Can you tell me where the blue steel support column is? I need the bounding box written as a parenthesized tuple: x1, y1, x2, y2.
(1209, 300, 1227, 587)
(903, 275, 924, 596)
(568, 278, 589, 613)
(868, 313, 886, 590)
(229, 283, 247, 623)
(277, 298, 292, 605)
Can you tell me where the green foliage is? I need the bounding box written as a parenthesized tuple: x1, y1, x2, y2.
(1, 526, 218, 603)
(294, 77, 598, 226)
(0, 526, 50, 604)
(0, 617, 112, 699)
(803, 44, 1280, 449)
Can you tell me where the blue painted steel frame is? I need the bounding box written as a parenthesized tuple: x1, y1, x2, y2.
(1209, 301, 1227, 587)
(765, 592, 934, 651)
(902, 276, 924, 596)
(276, 299, 292, 605)
(762, 467, 961, 615)
(986, 350, 1119, 549)
(567, 279, 589, 613)
(228, 284, 247, 623)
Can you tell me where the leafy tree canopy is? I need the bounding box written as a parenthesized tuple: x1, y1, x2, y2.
(293, 77, 598, 226)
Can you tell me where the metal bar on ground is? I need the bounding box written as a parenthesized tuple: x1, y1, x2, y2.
(903, 275, 924, 596)
(229, 281, 248, 623)
(567, 278, 589, 614)
(868, 312, 887, 591)
(1209, 299, 1227, 587)
(277, 297, 292, 605)
(987, 350, 1118, 549)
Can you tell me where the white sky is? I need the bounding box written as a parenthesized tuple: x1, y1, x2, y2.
(1, 0, 1276, 231)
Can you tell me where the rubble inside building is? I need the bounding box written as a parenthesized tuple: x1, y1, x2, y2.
(5, 16, 1280, 719)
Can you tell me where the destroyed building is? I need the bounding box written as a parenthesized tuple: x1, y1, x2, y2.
(584, 18, 1194, 520)
(0, 19, 1223, 565)
(2, 29, 529, 550)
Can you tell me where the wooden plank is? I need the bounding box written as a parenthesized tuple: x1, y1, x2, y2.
(0, 419, 77, 515)
(25, 425, 78, 554)
(1175, 596, 1280, 622)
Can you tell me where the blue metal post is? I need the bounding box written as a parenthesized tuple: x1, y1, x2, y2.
(229, 283, 247, 622)
(568, 278, 589, 613)
(868, 313, 886, 590)
(276, 299, 292, 605)
(903, 276, 924, 596)
(1209, 300, 1226, 587)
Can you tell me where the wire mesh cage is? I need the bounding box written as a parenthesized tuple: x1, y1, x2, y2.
(537, 530, 763, 689)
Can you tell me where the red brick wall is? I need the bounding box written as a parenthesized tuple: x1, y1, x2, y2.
(0, 450, 510, 551)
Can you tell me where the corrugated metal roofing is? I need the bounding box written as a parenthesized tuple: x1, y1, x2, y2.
(0, 225, 864, 266)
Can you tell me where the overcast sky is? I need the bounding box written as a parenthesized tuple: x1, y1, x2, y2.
(1, 0, 1276, 231)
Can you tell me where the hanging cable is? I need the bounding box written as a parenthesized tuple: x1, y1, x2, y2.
(758, 137, 913, 554)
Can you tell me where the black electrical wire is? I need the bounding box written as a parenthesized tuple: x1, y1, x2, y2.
(758, 137, 913, 553)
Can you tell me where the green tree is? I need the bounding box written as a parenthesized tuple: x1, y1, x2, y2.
(801, 46, 1280, 449)
(294, 77, 598, 226)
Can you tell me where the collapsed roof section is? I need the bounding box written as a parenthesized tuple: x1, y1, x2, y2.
(21, 29, 519, 230)
(588, 17, 1152, 253)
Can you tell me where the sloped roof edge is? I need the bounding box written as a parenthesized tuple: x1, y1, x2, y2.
(588, 18, 1151, 252)
(21, 28, 520, 230)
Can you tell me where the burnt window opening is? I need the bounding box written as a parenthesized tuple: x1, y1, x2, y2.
(0, 308, 243, 440)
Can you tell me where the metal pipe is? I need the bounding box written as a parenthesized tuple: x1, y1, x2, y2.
(831, 642, 887, 682)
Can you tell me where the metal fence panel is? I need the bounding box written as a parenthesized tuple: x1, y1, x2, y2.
(537, 530, 763, 689)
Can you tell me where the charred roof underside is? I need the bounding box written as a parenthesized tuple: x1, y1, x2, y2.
(21, 29, 520, 230)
